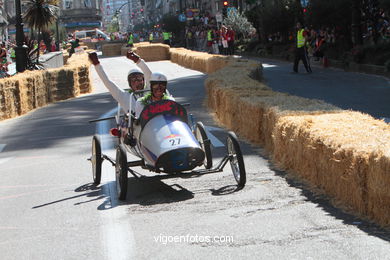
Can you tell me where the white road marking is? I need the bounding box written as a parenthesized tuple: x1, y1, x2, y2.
(0, 157, 13, 166)
(0, 144, 6, 153)
(96, 107, 136, 260)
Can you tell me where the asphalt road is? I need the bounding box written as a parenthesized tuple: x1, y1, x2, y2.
(1, 55, 390, 260)
(256, 57, 390, 122)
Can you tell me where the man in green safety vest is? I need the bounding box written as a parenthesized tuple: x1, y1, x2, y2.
(127, 32, 134, 47)
(207, 27, 214, 53)
(149, 32, 154, 43)
(163, 31, 170, 46)
(293, 22, 312, 73)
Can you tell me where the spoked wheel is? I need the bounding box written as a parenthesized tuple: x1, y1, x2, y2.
(195, 122, 213, 169)
(226, 132, 246, 188)
(91, 135, 102, 185)
(115, 144, 128, 200)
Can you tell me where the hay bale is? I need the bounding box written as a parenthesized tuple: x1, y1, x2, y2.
(0, 53, 91, 121)
(132, 43, 170, 61)
(204, 56, 390, 228)
(169, 48, 233, 73)
(102, 43, 124, 56)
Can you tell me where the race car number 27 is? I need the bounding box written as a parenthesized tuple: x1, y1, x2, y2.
(169, 138, 181, 146)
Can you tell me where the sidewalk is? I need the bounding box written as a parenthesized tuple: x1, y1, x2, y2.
(245, 50, 390, 79)
(244, 55, 390, 123)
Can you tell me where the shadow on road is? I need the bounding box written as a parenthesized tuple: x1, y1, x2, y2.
(272, 166, 390, 243)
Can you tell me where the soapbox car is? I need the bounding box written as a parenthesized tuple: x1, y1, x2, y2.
(89, 93, 246, 200)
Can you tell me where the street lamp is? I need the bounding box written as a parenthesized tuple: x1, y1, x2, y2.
(14, 0, 28, 72)
(115, 2, 130, 32)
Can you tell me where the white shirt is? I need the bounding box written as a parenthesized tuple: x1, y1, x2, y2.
(93, 58, 152, 112)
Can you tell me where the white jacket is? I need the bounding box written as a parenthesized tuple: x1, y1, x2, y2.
(93, 58, 152, 112)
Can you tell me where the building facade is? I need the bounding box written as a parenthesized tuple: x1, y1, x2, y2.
(0, 0, 9, 42)
(60, 0, 103, 33)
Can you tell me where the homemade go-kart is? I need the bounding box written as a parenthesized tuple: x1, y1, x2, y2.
(89, 91, 246, 200)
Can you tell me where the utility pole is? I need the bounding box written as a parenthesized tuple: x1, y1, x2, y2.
(14, 0, 27, 72)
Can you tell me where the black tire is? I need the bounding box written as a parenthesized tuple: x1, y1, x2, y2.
(91, 135, 102, 185)
(115, 144, 128, 200)
(227, 132, 246, 187)
(195, 122, 213, 169)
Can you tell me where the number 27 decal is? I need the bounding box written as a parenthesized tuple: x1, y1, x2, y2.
(169, 138, 181, 146)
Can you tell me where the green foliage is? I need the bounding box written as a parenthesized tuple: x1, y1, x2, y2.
(23, 0, 59, 30)
(379, 0, 390, 9)
(262, 1, 295, 35)
(160, 14, 185, 35)
(306, 0, 352, 30)
(246, 0, 295, 42)
(223, 10, 256, 39)
(133, 23, 150, 32)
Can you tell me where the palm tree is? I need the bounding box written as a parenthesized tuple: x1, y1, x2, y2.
(23, 0, 59, 58)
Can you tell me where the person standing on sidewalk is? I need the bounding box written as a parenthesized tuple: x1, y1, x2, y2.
(293, 22, 312, 73)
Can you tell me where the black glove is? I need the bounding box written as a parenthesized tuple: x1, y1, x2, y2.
(126, 51, 140, 63)
(88, 52, 100, 65)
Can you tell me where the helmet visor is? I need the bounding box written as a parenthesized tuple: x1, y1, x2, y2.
(151, 81, 167, 87)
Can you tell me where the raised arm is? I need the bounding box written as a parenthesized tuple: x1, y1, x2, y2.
(127, 51, 152, 90)
(89, 52, 130, 110)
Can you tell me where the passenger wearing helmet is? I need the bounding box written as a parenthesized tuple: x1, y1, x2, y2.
(134, 71, 175, 118)
(88, 52, 152, 113)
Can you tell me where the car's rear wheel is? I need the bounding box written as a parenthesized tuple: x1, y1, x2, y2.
(195, 122, 213, 169)
(115, 144, 128, 200)
(91, 135, 102, 185)
(227, 132, 246, 188)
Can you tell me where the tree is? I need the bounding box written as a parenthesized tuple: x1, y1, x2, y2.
(160, 14, 186, 36)
(23, 0, 59, 30)
(160, 14, 186, 45)
(379, 0, 390, 8)
(23, 0, 59, 57)
(246, 0, 295, 43)
(223, 10, 256, 39)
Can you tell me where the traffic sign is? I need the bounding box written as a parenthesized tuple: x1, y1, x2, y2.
(178, 14, 186, 22)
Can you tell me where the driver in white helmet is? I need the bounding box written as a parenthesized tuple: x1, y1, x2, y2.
(88, 51, 152, 113)
(134, 71, 175, 118)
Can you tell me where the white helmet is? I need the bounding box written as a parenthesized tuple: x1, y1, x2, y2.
(150, 72, 167, 82)
(127, 67, 143, 77)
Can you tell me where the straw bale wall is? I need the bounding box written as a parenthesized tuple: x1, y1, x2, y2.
(201, 53, 390, 228)
(131, 43, 170, 61)
(169, 48, 231, 74)
(102, 43, 123, 56)
(0, 53, 91, 121)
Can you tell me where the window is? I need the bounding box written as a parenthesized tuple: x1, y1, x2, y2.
(84, 0, 91, 8)
(64, 0, 73, 9)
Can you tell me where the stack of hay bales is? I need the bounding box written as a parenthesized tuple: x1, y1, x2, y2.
(204, 56, 390, 228)
(273, 112, 390, 222)
(102, 43, 124, 56)
(169, 48, 231, 74)
(131, 43, 170, 61)
(0, 53, 91, 121)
